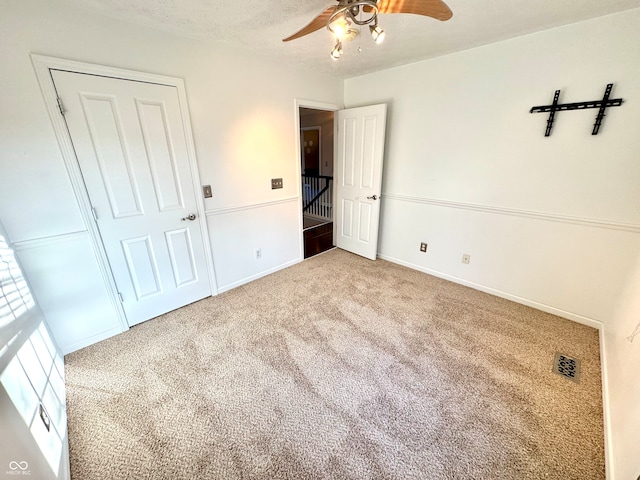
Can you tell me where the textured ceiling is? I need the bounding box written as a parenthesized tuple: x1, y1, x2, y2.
(59, 0, 640, 78)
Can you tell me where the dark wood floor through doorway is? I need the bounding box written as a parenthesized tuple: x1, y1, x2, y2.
(303, 221, 333, 259)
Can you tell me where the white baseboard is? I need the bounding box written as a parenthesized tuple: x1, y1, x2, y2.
(61, 325, 124, 356)
(216, 257, 303, 294)
(377, 254, 603, 330)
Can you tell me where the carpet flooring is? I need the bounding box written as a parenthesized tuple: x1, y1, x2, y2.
(64, 249, 605, 479)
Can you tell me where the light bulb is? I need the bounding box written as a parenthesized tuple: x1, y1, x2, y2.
(330, 40, 343, 60)
(370, 25, 385, 44)
(331, 16, 350, 38)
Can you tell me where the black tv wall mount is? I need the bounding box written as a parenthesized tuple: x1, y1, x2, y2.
(529, 83, 623, 137)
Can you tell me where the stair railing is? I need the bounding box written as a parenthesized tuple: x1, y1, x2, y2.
(302, 174, 333, 220)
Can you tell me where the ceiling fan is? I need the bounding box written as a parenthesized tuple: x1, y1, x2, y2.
(282, 0, 453, 59)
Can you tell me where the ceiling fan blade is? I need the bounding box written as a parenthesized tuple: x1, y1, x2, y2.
(377, 0, 453, 21)
(282, 6, 337, 42)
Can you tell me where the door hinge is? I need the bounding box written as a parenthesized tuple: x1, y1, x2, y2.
(91, 207, 98, 221)
(56, 97, 65, 116)
(117, 292, 124, 303)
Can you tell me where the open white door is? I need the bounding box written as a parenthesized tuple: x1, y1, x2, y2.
(51, 70, 211, 326)
(335, 104, 387, 260)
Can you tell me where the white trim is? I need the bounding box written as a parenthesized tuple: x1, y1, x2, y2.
(60, 325, 123, 355)
(216, 258, 301, 294)
(205, 196, 299, 216)
(297, 99, 345, 111)
(12, 231, 89, 251)
(31, 55, 193, 88)
(383, 193, 640, 233)
(294, 99, 343, 261)
(173, 73, 219, 296)
(30, 54, 218, 334)
(599, 327, 614, 480)
(31, 54, 129, 333)
(378, 253, 604, 330)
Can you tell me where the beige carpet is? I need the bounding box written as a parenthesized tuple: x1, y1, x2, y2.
(65, 249, 605, 479)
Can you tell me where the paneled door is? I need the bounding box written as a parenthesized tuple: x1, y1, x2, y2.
(335, 104, 387, 260)
(51, 70, 211, 326)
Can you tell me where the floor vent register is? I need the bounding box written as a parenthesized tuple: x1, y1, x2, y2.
(553, 352, 581, 383)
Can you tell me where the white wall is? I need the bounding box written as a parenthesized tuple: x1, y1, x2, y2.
(345, 9, 640, 479)
(605, 252, 640, 480)
(2, 0, 638, 476)
(0, 0, 343, 353)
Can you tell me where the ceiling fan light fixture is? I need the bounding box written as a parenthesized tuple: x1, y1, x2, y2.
(369, 24, 385, 44)
(330, 40, 343, 60)
(324, 0, 385, 57)
(282, 0, 452, 48)
(330, 15, 350, 38)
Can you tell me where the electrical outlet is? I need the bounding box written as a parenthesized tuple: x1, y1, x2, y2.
(255, 248, 262, 259)
(462, 254, 471, 264)
(420, 242, 427, 252)
(39, 403, 51, 432)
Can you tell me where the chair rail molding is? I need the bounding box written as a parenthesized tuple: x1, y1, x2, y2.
(11, 231, 89, 251)
(383, 193, 640, 233)
(205, 196, 299, 217)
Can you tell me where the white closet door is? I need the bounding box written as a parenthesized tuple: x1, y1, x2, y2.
(52, 70, 211, 326)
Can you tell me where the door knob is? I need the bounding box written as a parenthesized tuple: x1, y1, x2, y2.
(366, 195, 378, 200)
(181, 213, 197, 221)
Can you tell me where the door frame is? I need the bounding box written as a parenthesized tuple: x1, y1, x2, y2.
(31, 54, 218, 331)
(294, 99, 343, 258)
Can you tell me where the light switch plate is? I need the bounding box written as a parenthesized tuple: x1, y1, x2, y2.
(271, 178, 283, 189)
(203, 185, 212, 198)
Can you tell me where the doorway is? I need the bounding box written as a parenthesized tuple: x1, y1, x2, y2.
(299, 107, 335, 259)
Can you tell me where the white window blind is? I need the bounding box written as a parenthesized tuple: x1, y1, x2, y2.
(0, 235, 35, 328)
